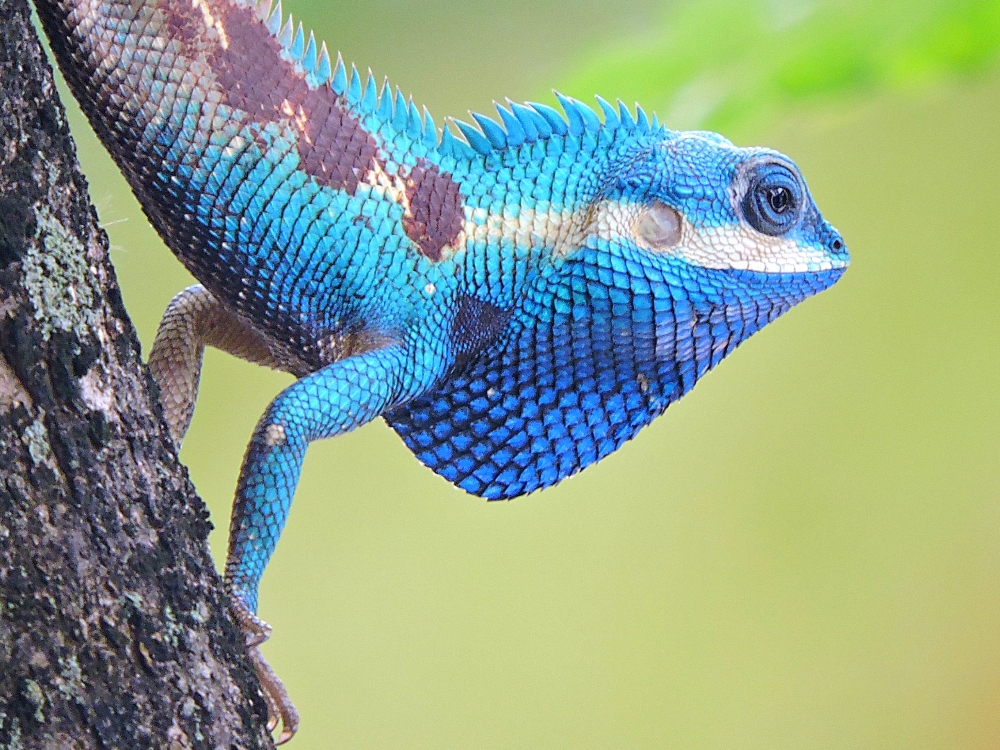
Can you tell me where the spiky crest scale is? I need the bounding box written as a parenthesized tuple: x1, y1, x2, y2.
(528, 102, 569, 136)
(360, 71, 377, 113)
(453, 118, 493, 155)
(332, 51, 346, 94)
(277, 13, 293, 48)
(316, 42, 331, 81)
(618, 100, 636, 128)
(406, 98, 422, 139)
(376, 79, 392, 120)
(636, 105, 650, 130)
(265, 0, 281, 34)
(421, 108, 437, 149)
(471, 112, 507, 150)
(302, 32, 316, 74)
(391, 87, 407, 131)
(595, 96, 618, 128)
(496, 104, 526, 147)
(289, 22, 304, 59)
(346, 65, 362, 105)
(438, 122, 468, 160)
(507, 101, 539, 141)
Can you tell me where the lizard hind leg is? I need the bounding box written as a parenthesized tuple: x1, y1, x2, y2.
(149, 286, 306, 741)
(148, 285, 282, 447)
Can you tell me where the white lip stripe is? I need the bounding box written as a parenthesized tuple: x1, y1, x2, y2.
(673, 221, 849, 273)
(459, 199, 847, 273)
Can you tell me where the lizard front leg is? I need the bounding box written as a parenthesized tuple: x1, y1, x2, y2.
(224, 344, 433, 744)
(148, 285, 283, 446)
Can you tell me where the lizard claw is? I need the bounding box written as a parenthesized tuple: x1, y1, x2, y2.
(247, 642, 300, 744)
(231, 596, 300, 744)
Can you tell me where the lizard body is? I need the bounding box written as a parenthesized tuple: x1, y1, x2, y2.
(33, 0, 849, 740)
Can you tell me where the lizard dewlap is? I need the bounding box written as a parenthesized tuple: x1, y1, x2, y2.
(34, 0, 849, 741)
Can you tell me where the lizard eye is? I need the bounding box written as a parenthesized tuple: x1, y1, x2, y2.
(740, 161, 803, 236)
(636, 201, 682, 250)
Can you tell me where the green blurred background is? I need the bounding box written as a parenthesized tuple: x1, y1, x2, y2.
(44, 0, 1000, 746)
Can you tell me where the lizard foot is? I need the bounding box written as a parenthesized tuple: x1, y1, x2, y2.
(232, 596, 300, 744)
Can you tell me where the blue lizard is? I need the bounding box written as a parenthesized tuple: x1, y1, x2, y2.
(34, 0, 849, 741)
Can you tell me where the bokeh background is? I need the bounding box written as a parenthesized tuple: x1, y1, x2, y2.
(42, 0, 1000, 747)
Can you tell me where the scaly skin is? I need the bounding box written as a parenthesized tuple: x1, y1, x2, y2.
(34, 0, 849, 741)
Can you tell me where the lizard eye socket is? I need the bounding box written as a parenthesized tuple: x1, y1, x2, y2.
(740, 161, 804, 236)
(636, 201, 682, 250)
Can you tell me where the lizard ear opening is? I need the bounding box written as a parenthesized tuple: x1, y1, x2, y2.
(635, 201, 682, 250)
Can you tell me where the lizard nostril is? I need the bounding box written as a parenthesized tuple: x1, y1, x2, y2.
(831, 238, 843, 252)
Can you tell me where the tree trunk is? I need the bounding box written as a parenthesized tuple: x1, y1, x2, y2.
(0, 1, 272, 746)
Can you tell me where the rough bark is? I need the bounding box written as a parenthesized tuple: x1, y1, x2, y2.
(0, 1, 272, 747)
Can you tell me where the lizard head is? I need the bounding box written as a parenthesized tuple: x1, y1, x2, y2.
(591, 131, 849, 284)
(396, 107, 851, 499)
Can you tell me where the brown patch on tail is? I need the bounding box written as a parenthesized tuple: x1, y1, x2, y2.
(161, 0, 382, 195)
(160, 4, 203, 43)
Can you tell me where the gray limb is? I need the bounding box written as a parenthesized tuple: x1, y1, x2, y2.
(148, 284, 301, 742)
(148, 284, 281, 447)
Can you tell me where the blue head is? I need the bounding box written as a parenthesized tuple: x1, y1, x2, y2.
(595, 129, 848, 285)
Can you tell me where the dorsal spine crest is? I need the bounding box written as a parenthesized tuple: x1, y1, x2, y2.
(247, 0, 664, 156)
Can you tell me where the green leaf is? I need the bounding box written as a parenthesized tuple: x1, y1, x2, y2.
(560, 0, 1000, 132)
